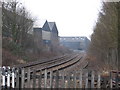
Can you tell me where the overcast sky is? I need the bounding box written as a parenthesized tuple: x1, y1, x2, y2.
(20, 0, 102, 38)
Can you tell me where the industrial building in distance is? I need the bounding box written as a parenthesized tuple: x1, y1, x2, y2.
(33, 20, 90, 53)
(33, 20, 59, 53)
(59, 36, 90, 52)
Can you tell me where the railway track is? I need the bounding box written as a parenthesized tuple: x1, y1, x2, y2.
(18, 53, 82, 79)
(40, 54, 82, 71)
(0, 53, 88, 88)
(25, 53, 85, 88)
(14, 54, 70, 68)
(15, 53, 84, 71)
(13, 53, 86, 75)
(2, 53, 119, 89)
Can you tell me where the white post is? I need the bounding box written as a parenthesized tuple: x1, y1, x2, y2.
(21, 68, 25, 88)
(7, 67, 10, 87)
(2, 66, 6, 87)
(12, 68, 15, 88)
(97, 72, 101, 88)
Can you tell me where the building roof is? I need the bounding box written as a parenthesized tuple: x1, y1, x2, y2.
(42, 20, 51, 31)
(33, 20, 58, 34)
(48, 22, 58, 34)
(48, 22, 55, 30)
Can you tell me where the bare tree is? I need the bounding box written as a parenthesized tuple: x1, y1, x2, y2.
(88, 2, 118, 70)
(2, 0, 34, 48)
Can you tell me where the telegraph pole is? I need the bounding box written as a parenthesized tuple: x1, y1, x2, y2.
(117, 1, 120, 70)
(0, 1, 2, 67)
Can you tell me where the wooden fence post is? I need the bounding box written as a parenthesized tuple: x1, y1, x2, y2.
(60, 72, 64, 88)
(55, 70, 59, 88)
(85, 71, 88, 88)
(91, 71, 95, 88)
(103, 77, 107, 88)
(16, 68, 20, 88)
(67, 72, 71, 88)
(50, 70, 53, 88)
(44, 69, 47, 88)
(33, 70, 36, 88)
(79, 70, 82, 88)
(115, 71, 119, 88)
(62, 70, 65, 88)
(74, 72, 77, 88)
(27, 68, 30, 88)
(97, 72, 101, 88)
(110, 71, 112, 88)
(21, 68, 25, 88)
(38, 70, 42, 88)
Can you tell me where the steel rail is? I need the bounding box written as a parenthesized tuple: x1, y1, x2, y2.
(24, 54, 84, 80)
(30, 54, 83, 73)
(14, 53, 74, 68)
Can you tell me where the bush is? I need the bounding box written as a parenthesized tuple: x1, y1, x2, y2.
(2, 38, 24, 56)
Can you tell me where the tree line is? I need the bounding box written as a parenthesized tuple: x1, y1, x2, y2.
(88, 2, 120, 71)
(2, 0, 34, 48)
(2, 0, 35, 65)
(2, 0, 70, 66)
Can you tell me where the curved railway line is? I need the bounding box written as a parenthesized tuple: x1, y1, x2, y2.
(0, 53, 89, 88)
(18, 53, 87, 88)
(14, 53, 87, 72)
(1, 53, 119, 89)
(14, 54, 70, 68)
